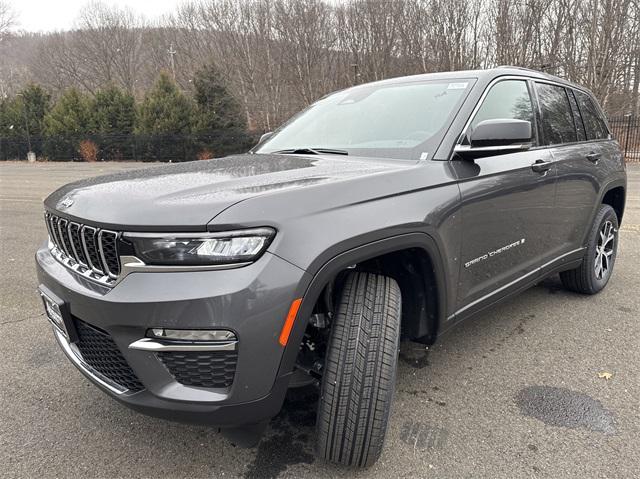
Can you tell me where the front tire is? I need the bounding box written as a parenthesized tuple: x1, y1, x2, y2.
(560, 204, 619, 294)
(316, 272, 401, 468)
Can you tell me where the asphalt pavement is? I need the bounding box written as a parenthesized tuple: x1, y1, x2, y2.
(1, 161, 639, 478)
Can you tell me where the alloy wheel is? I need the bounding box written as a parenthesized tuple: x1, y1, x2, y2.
(595, 220, 616, 280)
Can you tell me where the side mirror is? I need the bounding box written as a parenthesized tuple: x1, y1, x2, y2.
(455, 119, 532, 158)
(259, 131, 273, 144)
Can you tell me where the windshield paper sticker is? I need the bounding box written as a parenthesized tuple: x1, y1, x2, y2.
(464, 238, 526, 268)
(447, 82, 468, 90)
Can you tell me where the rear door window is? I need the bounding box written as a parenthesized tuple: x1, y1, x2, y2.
(535, 83, 577, 145)
(574, 90, 609, 140)
(567, 90, 587, 142)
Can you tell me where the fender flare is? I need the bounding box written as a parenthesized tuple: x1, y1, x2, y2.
(275, 232, 448, 380)
(581, 177, 627, 246)
(599, 177, 626, 219)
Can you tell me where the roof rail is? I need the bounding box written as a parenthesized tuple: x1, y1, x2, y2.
(495, 65, 540, 72)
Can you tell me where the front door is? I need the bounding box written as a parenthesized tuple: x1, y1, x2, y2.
(453, 79, 556, 316)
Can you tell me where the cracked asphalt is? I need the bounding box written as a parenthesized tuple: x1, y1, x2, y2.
(1, 161, 639, 478)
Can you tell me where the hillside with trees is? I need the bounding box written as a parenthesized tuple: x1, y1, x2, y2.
(0, 0, 639, 160)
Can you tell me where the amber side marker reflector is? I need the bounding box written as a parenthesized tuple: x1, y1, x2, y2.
(279, 298, 302, 346)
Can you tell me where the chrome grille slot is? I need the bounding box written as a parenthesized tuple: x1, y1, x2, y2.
(48, 214, 62, 250)
(57, 218, 74, 258)
(98, 230, 120, 278)
(81, 226, 104, 274)
(44, 213, 121, 287)
(68, 222, 88, 266)
(44, 213, 56, 246)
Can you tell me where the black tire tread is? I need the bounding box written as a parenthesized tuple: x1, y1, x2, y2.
(316, 271, 401, 468)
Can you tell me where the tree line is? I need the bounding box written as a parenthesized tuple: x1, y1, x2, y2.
(1, 0, 639, 151)
(0, 66, 254, 161)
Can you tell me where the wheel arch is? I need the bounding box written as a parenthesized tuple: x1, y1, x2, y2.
(580, 178, 627, 247)
(276, 232, 448, 379)
(601, 184, 626, 223)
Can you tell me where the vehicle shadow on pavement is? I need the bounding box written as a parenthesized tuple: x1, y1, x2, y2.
(245, 385, 319, 478)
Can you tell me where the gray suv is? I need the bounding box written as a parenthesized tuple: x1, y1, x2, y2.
(36, 67, 626, 467)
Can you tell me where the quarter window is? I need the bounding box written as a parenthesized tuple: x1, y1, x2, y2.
(471, 80, 534, 132)
(536, 83, 577, 145)
(574, 90, 609, 140)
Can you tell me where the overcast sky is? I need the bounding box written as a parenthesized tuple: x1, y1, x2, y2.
(8, 0, 184, 32)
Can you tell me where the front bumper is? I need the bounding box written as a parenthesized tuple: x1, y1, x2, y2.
(36, 243, 311, 426)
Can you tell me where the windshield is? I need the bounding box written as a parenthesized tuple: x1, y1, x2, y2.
(255, 79, 473, 160)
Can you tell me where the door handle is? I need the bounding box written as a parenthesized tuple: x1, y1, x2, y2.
(531, 159, 552, 173)
(586, 152, 600, 163)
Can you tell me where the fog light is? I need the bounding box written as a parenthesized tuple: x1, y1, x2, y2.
(147, 328, 236, 342)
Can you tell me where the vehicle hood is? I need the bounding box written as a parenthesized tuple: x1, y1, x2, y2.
(44, 153, 414, 230)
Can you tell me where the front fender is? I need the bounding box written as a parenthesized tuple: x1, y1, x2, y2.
(275, 232, 449, 380)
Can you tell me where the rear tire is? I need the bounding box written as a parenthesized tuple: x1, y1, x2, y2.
(560, 204, 619, 294)
(316, 271, 401, 468)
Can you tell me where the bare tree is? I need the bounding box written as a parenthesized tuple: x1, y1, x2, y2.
(5, 0, 640, 122)
(0, 1, 15, 40)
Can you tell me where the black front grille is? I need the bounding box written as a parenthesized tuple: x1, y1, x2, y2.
(74, 319, 144, 392)
(158, 351, 237, 389)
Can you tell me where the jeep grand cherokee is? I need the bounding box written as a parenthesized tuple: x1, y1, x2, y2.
(36, 67, 626, 467)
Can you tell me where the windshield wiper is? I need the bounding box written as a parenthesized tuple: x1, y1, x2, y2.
(272, 147, 349, 156)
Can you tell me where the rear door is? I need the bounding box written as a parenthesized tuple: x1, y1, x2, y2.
(534, 82, 607, 258)
(454, 78, 556, 315)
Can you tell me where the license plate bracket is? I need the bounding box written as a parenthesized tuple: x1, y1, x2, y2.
(38, 285, 78, 343)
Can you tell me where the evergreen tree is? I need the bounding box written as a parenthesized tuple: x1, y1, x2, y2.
(16, 84, 50, 139)
(190, 64, 253, 159)
(136, 72, 193, 134)
(193, 64, 246, 132)
(0, 85, 50, 158)
(0, 97, 22, 159)
(43, 88, 91, 159)
(136, 72, 194, 161)
(90, 85, 136, 134)
(90, 85, 136, 160)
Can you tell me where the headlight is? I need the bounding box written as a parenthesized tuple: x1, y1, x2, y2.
(123, 228, 275, 266)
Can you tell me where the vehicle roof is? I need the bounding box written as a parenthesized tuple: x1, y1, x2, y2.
(371, 66, 589, 94)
